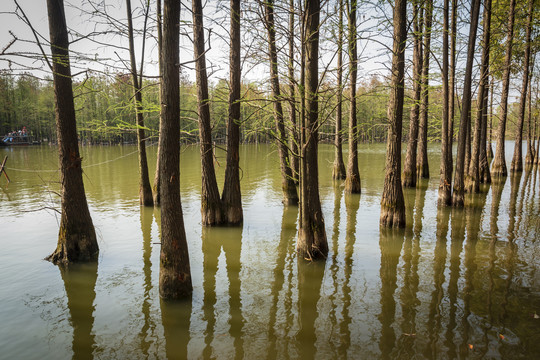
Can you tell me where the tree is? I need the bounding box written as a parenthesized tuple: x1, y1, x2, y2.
(332, 0, 346, 180)
(344, 0, 361, 194)
(438, 0, 452, 206)
(466, 0, 493, 193)
(263, 0, 299, 205)
(46, 0, 99, 264)
(193, 0, 225, 224)
(221, 0, 243, 225)
(510, 0, 534, 173)
(287, 0, 300, 182)
(491, 0, 517, 179)
(452, 0, 481, 207)
(402, 0, 423, 188)
(125, 0, 153, 206)
(152, 0, 163, 205)
(297, 0, 328, 260)
(158, 0, 192, 299)
(417, 0, 433, 180)
(380, 0, 407, 228)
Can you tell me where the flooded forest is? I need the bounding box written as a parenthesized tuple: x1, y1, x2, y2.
(1, 0, 540, 359)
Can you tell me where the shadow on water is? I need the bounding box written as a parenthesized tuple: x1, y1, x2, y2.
(60, 262, 98, 360)
(201, 226, 245, 360)
(378, 228, 405, 360)
(267, 205, 298, 360)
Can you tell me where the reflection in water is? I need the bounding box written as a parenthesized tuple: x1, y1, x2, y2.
(267, 206, 298, 360)
(60, 263, 98, 360)
(160, 298, 192, 360)
(328, 186, 343, 358)
(296, 260, 325, 360)
(378, 229, 404, 360)
(139, 207, 155, 357)
(202, 226, 245, 360)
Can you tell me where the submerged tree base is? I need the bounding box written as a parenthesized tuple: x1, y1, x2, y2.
(282, 182, 299, 206)
(491, 161, 508, 180)
(332, 161, 346, 180)
(297, 227, 328, 261)
(344, 175, 361, 194)
(402, 171, 416, 188)
(47, 225, 99, 265)
(159, 267, 193, 300)
(379, 204, 406, 228)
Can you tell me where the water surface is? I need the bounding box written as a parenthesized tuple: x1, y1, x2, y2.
(1, 143, 539, 359)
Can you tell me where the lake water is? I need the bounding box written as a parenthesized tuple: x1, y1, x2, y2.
(0, 143, 539, 359)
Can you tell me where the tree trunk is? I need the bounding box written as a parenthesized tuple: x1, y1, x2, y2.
(264, 0, 299, 206)
(466, 0, 492, 193)
(451, 0, 481, 207)
(288, 0, 300, 183)
(525, 67, 535, 166)
(193, 0, 224, 224)
(159, 0, 192, 300)
(487, 77, 494, 159)
(510, 0, 534, 174)
(380, 0, 407, 228)
(344, 0, 361, 193)
(449, 0, 457, 172)
(152, 0, 163, 205)
(297, 0, 328, 260)
(480, 84, 492, 184)
(403, 0, 423, 188)
(46, 0, 98, 264)
(126, 0, 153, 207)
(222, 0, 243, 225)
(438, 0, 452, 206)
(491, 0, 517, 179)
(416, 0, 433, 180)
(332, 0, 346, 180)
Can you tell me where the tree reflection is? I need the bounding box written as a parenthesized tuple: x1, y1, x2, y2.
(60, 263, 98, 360)
(201, 226, 245, 359)
(160, 298, 192, 360)
(139, 206, 155, 357)
(296, 260, 325, 360)
(267, 206, 298, 360)
(328, 186, 343, 357)
(378, 228, 404, 360)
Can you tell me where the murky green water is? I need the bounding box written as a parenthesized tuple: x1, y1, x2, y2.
(1, 143, 539, 359)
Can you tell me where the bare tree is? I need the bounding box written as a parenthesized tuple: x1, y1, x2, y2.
(491, 0, 517, 179)
(438, 0, 451, 206)
(380, 0, 407, 228)
(297, 0, 328, 260)
(159, 0, 192, 299)
(46, 0, 99, 264)
(332, 0, 346, 180)
(152, 0, 163, 205)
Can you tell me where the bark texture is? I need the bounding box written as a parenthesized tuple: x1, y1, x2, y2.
(126, 0, 153, 206)
(159, 0, 192, 299)
(466, 0, 492, 193)
(152, 0, 163, 205)
(438, 0, 452, 206)
(380, 0, 406, 228)
(510, 0, 534, 173)
(264, 0, 299, 205)
(491, 0, 517, 179)
(221, 0, 243, 225)
(344, 0, 361, 193)
(332, 0, 346, 180)
(46, 0, 98, 265)
(416, 0, 433, 180)
(403, 0, 423, 188)
(297, 0, 328, 260)
(193, 0, 224, 224)
(452, 0, 481, 207)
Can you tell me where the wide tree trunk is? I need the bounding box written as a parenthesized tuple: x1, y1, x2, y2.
(46, 0, 98, 264)
(466, 0, 492, 193)
(221, 0, 243, 225)
(297, 0, 328, 260)
(416, 0, 433, 180)
(438, 0, 452, 206)
(491, 0, 517, 179)
(193, 0, 224, 224)
(264, 0, 299, 205)
(451, 0, 481, 207)
(126, 0, 153, 207)
(380, 0, 407, 228)
(344, 0, 361, 193)
(152, 0, 163, 205)
(510, 0, 534, 174)
(332, 0, 346, 180)
(159, 0, 192, 299)
(288, 0, 300, 182)
(403, 0, 423, 188)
